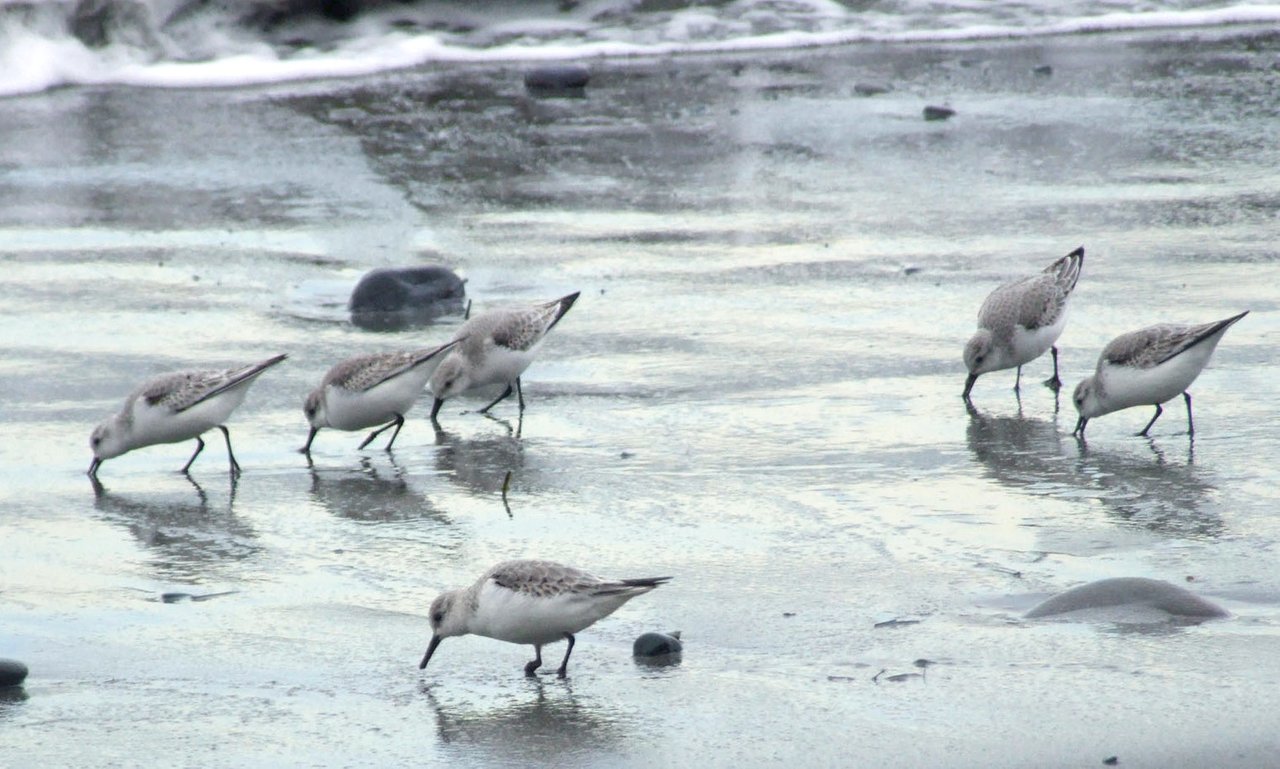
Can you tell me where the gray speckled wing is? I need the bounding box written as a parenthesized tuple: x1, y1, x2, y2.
(487, 560, 600, 599)
(459, 293, 580, 357)
(325, 351, 420, 393)
(134, 354, 286, 414)
(1102, 318, 1236, 370)
(979, 247, 1083, 335)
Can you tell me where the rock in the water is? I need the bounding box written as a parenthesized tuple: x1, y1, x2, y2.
(923, 105, 956, 121)
(0, 659, 29, 688)
(348, 265, 465, 331)
(1033, 64, 1054, 76)
(633, 630, 683, 659)
(524, 65, 591, 95)
(1025, 577, 1228, 619)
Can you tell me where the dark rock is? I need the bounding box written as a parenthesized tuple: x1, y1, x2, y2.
(1103, 758, 1119, 766)
(524, 65, 591, 96)
(348, 265, 466, 331)
(923, 105, 956, 121)
(633, 630, 682, 659)
(0, 659, 29, 688)
(1025, 577, 1228, 619)
(1033, 64, 1054, 76)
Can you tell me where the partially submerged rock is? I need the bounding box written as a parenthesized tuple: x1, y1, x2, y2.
(633, 630, 683, 660)
(0, 658, 28, 688)
(1025, 577, 1228, 620)
(348, 265, 465, 331)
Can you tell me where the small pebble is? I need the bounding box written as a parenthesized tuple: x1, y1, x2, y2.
(0, 659, 29, 688)
(1033, 64, 1054, 76)
(854, 83, 891, 97)
(1103, 757, 1119, 766)
(524, 65, 590, 94)
(923, 105, 956, 121)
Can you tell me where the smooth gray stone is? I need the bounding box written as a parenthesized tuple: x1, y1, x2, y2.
(633, 630, 683, 658)
(0, 658, 29, 688)
(1025, 577, 1228, 619)
(348, 265, 465, 331)
(923, 105, 956, 121)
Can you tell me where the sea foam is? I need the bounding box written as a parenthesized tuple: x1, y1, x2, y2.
(1, 1, 1278, 97)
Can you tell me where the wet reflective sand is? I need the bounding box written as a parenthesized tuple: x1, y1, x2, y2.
(2, 27, 1280, 768)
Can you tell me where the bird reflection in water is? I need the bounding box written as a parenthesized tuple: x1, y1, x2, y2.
(91, 475, 261, 583)
(308, 456, 450, 524)
(432, 422, 527, 502)
(965, 402, 1220, 539)
(418, 678, 626, 760)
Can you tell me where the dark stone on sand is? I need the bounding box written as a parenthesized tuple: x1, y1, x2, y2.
(0, 659, 29, 688)
(854, 83, 891, 97)
(923, 105, 956, 121)
(633, 630, 683, 658)
(1025, 577, 1228, 619)
(1033, 64, 1054, 76)
(348, 265, 466, 331)
(524, 65, 591, 95)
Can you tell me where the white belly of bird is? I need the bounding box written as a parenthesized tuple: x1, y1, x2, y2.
(1098, 344, 1218, 413)
(129, 389, 248, 449)
(471, 343, 541, 390)
(325, 371, 430, 431)
(468, 581, 629, 646)
(1008, 309, 1067, 368)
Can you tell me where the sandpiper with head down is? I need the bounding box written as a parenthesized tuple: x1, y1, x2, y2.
(1072, 311, 1247, 438)
(89, 354, 287, 480)
(419, 559, 671, 678)
(429, 292, 579, 423)
(963, 247, 1084, 400)
(301, 340, 458, 455)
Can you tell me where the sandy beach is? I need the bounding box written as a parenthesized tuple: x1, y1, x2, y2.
(1, 23, 1279, 768)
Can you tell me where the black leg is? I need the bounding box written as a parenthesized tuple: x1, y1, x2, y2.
(525, 645, 543, 677)
(1013, 365, 1022, 393)
(181, 436, 206, 474)
(218, 425, 241, 476)
(1183, 391, 1194, 435)
(556, 633, 576, 678)
(1073, 416, 1088, 437)
(1043, 346, 1062, 390)
(1138, 404, 1164, 437)
(478, 384, 514, 414)
(300, 426, 319, 455)
(358, 414, 404, 450)
(516, 377, 525, 412)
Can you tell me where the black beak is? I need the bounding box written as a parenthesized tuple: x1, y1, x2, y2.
(300, 426, 319, 455)
(88, 457, 102, 479)
(1073, 416, 1087, 437)
(962, 373, 978, 400)
(430, 397, 444, 421)
(419, 635, 442, 669)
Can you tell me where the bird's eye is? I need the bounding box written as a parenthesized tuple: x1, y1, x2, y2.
(432, 612, 444, 624)
(975, 355, 984, 364)
(92, 437, 101, 447)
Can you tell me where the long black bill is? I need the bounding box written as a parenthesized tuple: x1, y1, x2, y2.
(430, 397, 444, 421)
(962, 373, 978, 400)
(419, 635, 443, 669)
(300, 426, 319, 455)
(88, 457, 102, 479)
(1073, 417, 1088, 437)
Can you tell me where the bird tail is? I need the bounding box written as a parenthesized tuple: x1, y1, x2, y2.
(543, 291, 581, 333)
(592, 576, 672, 596)
(199, 353, 288, 404)
(411, 338, 461, 367)
(1046, 246, 1084, 294)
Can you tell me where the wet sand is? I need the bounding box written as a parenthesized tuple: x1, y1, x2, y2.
(2, 26, 1280, 768)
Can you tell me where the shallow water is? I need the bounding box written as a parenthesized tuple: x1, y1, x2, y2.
(2, 27, 1280, 768)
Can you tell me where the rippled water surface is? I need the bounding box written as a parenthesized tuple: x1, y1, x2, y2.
(2, 28, 1280, 768)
